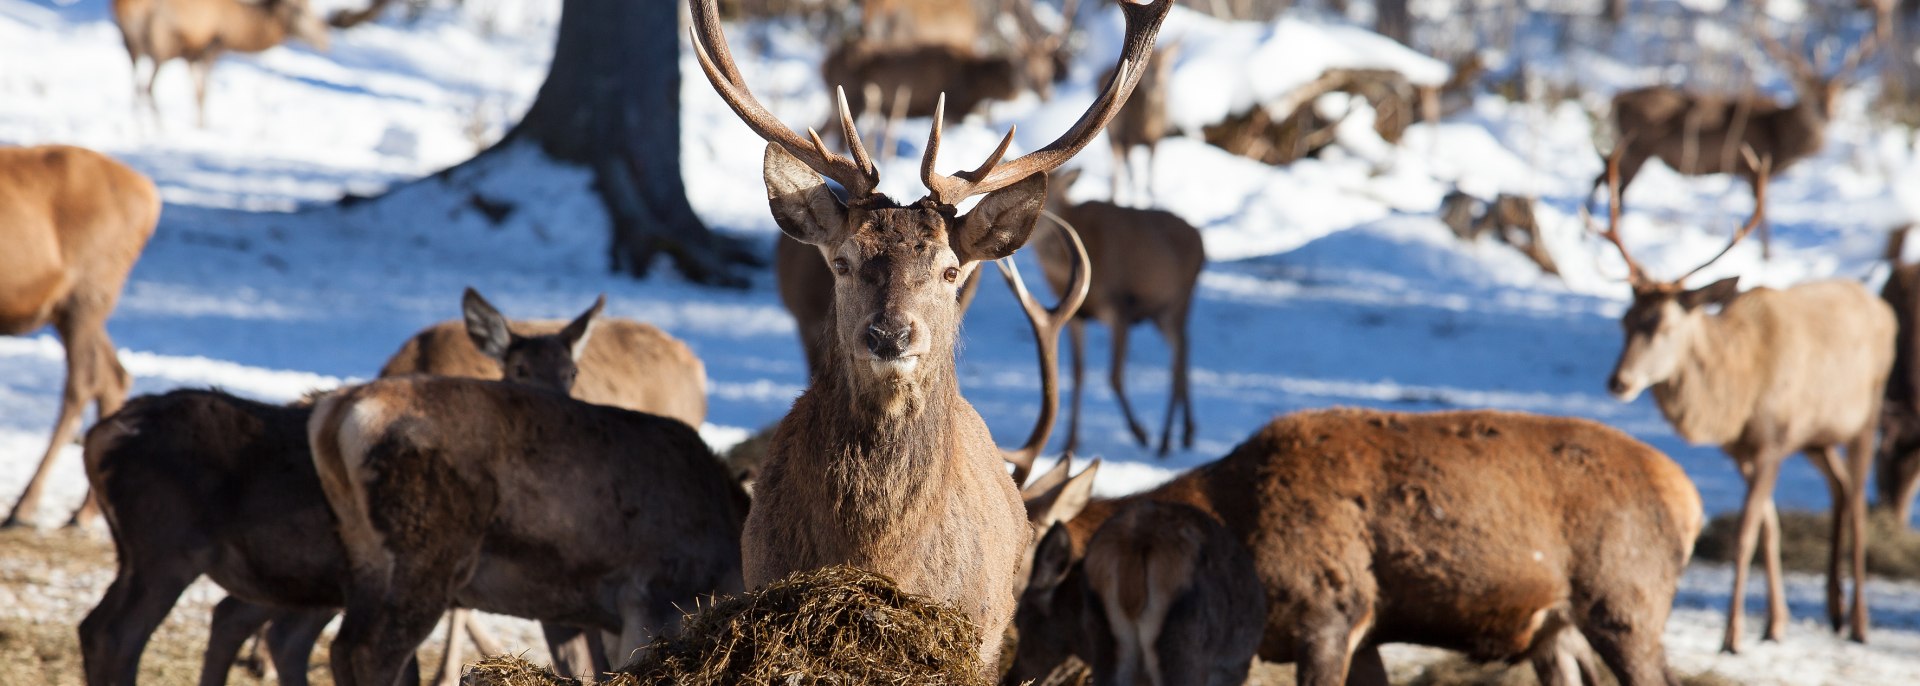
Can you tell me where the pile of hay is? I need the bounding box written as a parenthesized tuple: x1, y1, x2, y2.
(1694, 509, 1920, 581)
(464, 565, 988, 686)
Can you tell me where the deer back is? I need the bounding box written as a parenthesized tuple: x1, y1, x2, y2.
(0, 145, 158, 333)
(1039, 200, 1204, 320)
(379, 316, 706, 427)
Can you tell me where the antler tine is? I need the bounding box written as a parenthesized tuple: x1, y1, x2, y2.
(1834, 33, 1879, 80)
(1758, 29, 1820, 85)
(688, 0, 877, 196)
(1586, 145, 1648, 285)
(833, 86, 877, 179)
(920, 0, 1171, 206)
(999, 212, 1092, 486)
(1679, 147, 1771, 283)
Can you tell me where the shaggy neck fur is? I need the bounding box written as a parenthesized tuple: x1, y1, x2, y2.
(1651, 305, 1767, 446)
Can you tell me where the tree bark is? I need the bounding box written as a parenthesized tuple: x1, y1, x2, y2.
(1374, 0, 1411, 46)
(503, 0, 757, 287)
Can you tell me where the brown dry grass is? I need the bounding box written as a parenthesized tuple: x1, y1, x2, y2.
(1694, 509, 1920, 581)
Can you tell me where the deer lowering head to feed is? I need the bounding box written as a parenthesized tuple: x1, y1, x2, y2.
(1104, 42, 1179, 204)
(2, 145, 159, 530)
(381, 287, 708, 427)
(1592, 32, 1875, 257)
(1041, 168, 1204, 456)
(1010, 497, 1266, 686)
(112, 0, 331, 128)
(1592, 151, 1894, 650)
(1878, 231, 1920, 528)
(310, 375, 748, 686)
(691, 0, 1168, 666)
(1004, 409, 1703, 686)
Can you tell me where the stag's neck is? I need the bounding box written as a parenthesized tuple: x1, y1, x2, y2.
(783, 351, 966, 533)
(1651, 309, 1765, 447)
(218, 1, 289, 53)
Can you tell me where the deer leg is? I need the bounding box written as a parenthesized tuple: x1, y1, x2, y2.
(543, 624, 600, 680)
(1760, 491, 1790, 642)
(5, 314, 106, 529)
(200, 597, 277, 686)
(1153, 311, 1191, 456)
(1143, 143, 1159, 204)
(1899, 447, 1920, 530)
(1806, 446, 1850, 633)
(79, 563, 199, 686)
(1846, 426, 1874, 643)
(428, 609, 471, 686)
(262, 608, 335, 686)
(1722, 453, 1785, 653)
(68, 335, 129, 529)
(1066, 319, 1087, 454)
(1110, 138, 1127, 203)
(1104, 316, 1150, 447)
(190, 58, 212, 129)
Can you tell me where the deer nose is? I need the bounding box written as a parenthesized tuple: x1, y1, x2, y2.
(1607, 375, 1630, 397)
(865, 318, 915, 359)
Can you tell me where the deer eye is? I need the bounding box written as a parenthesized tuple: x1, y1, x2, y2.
(943, 267, 960, 284)
(831, 259, 850, 276)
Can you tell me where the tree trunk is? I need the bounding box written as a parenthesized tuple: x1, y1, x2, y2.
(1375, 0, 1411, 46)
(502, 0, 757, 287)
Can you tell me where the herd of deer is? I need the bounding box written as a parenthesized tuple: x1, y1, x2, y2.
(3, 0, 1918, 685)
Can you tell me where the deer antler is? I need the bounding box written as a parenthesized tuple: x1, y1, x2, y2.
(920, 0, 1171, 206)
(1677, 147, 1770, 283)
(1758, 28, 1821, 87)
(1001, 211, 1091, 487)
(688, 0, 878, 197)
(1583, 145, 1650, 286)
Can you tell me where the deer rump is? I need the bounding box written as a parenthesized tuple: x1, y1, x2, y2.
(1125, 409, 1697, 681)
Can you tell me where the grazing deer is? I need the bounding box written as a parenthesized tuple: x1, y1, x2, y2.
(1590, 33, 1876, 257)
(381, 287, 708, 427)
(821, 0, 1075, 123)
(1438, 190, 1559, 276)
(2, 145, 160, 530)
(112, 0, 331, 128)
(1041, 168, 1204, 456)
(1013, 499, 1265, 686)
(1105, 43, 1179, 204)
(689, 0, 1169, 666)
(309, 375, 748, 686)
(80, 293, 697, 685)
(1590, 152, 1893, 650)
(1005, 408, 1703, 686)
(1879, 229, 1920, 528)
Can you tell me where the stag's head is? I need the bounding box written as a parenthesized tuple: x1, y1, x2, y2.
(691, 0, 1166, 406)
(1590, 148, 1768, 402)
(462, 288, 604, 394)
(1001, 455, 1100, 686)
(272, 0, 331, 51)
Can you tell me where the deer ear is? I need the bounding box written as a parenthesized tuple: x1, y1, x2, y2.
(1026, 458, 1099, 529)
(560, 295, 604, 362)
(461, 287, 511, 364)
(1680, 277, 1740, 310)
(953, 173, 1047, 263)
(764, 144, 847, 247)
(1029, 522, 1075, 596)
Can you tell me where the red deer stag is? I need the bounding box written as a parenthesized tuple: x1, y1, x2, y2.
(690, 0, 1169, 666)
(1015, 498, 1265, 686)
(113, 0, 332, 127)
(1879, 227, 1920, 528)
(1591, 152, 1893, 650)
(821, 0, 1076, 122)
(309, 375, 747, 686)
(1005, 409, 1703, 686)
(1041, 168, 1204, 456)
(1105, 43, 1179, 204)
(2, 145, 160, 529)
(1591, 32, 1875, 257)
(83, 293, 694, 685)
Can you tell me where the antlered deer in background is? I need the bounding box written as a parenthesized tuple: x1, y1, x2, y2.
(1591, 153, 1893, 650)
(1003, 408, 1703, 686)
(310, 375, 748, 686)
(1014, 498, 1265, 686)
(1877, 224, 1920, 528)
(80, 293, 706, 686)
(1041, 168, 1204, 456)
(1592, 32, 1876, 258)
(2, 145, 160, 529)
(112, 0, 332, 127)
(1105, 43, 1179, 203)
(689, 0, 1169, 666)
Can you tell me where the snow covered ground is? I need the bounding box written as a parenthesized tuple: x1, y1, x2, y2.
(3, 0, 1920, 682)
